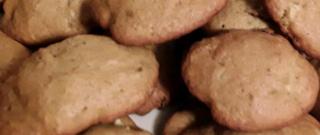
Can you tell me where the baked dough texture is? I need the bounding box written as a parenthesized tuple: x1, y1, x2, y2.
(1, 0, 92, 46)
(0, 35, 158, 134)
(183, 30, 319, 131)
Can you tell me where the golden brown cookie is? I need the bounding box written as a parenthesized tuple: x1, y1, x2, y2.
(82, 124, 151, 135)
(266, 0, 320, 59)
(165, 108, 320, 135)
(3, 35, 158, 134)
(99, 0, 227, 46)
(0, 31, 29, 82)
(183, 30, 319, 131)
(1, 0, 92, 46)
(205, 0, 269, 32)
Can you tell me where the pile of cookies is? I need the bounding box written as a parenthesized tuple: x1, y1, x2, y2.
(0, 0, 320, 134)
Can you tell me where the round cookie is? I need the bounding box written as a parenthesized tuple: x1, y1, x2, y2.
(1, 0, 92, 46)
(266, 0, 320, 59)
(0, 31, 30, 82)
(82, 124, 151, 135)
(100, 0, 227, 46)
(182, 31, 319, 131)
(205, 0, 269, 32)
(12, 35, 158, 134)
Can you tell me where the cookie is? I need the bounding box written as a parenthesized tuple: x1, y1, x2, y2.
(266, 0, 320, 59)
(1, 0, 92, 46)
(3, 35, 158, 134)
(82, 124, 151, 135)
(205, 0, 269, 33)
(182, 30, 319, 131)
(96, 0, 227, 46)
(164, 108, 320, 135)
(0, 31, 30, 82)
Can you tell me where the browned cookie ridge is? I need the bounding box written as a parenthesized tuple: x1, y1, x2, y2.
(266, 0, 320, 59)
(0, 35, 158, 134)
(183, 30, 319, 131)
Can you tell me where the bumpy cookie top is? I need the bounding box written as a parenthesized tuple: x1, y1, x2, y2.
(1, 0, 92, 45)
(183, 31, 319, 131)
(14, 35, 158, 134)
